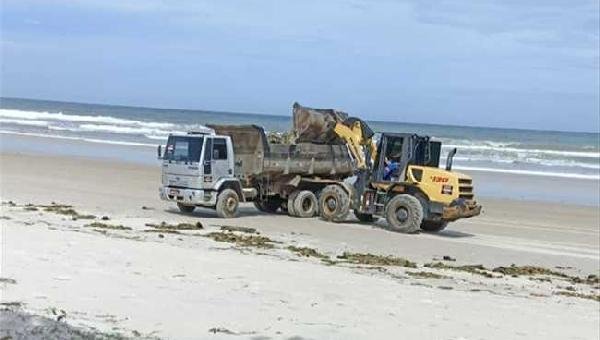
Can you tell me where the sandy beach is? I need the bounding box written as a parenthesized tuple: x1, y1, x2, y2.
(2, 0, 599, 337)
(0, 148, 599, 340)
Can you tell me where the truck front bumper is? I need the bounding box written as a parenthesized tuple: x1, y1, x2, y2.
(159, 186, 217, 206)
(442, 199, 482, 221)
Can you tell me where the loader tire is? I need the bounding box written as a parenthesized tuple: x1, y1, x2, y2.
(215, 189, 239, 218)
(287, 191, 300, 217)
(254, 199, 280, 213)
(420, 220, 448, 232)
(177, 203, 195, 214)
(353, 211, 376, 223)
(385, 194, 423, 233)
(293, 190, 318, 218)
(318, 185, 350, 222)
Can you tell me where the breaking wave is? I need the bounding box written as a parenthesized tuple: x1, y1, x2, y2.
(1, 108, 598, 181)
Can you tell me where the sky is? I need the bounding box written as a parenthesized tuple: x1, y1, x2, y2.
(1, 0, 599, 132)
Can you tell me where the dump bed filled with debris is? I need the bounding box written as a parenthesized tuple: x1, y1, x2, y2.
(208, 124, 355, 181)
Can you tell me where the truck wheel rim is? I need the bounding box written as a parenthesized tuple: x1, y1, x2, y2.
(226, 197, 237, 210)
(302, 198, 313, 212)
(325, 197, 337, 212)
(396, 207, 409, 222)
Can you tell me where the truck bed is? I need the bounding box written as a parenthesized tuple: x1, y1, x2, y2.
(208, 125, 355, 183)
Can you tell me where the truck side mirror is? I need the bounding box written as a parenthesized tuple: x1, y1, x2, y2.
(446, 148, 457, 171)
(157, 145, 163, 159)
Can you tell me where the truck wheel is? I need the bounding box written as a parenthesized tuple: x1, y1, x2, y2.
(385, 194, 423, 233)
(293, 190, 318, 218)
(216, 189, 239, 218)
(318, 185, 350, 222)
(420, 220, 448, 232)
(287, 191, 300, 217)
(177, 203, 196, 214)
(353, 211, 376, 223)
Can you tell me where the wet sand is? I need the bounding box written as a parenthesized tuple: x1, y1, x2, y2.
(1, 152, 599, 339)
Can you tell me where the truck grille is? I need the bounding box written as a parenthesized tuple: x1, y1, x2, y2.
(458, 178, 474, 199)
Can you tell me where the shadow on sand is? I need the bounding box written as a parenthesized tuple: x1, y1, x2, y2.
(164, 205, 276, 219)
(421, 229, 474, 238)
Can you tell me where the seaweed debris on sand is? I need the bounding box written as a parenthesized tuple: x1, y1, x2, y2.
(204, 231, 277, 249)
(425, 262, 497, 278)
(145, 221, 204, 230)
(407, 271, 450, 279)
(287, 246, 329, 259)
(337, 252, 417, 268)
(39, 203, 96, 220)
(84, 222, 132, 231)
(219, 225, 257, 234)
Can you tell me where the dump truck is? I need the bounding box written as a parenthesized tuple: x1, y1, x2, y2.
(158, 124, 355, 218)
(158, 103, 481, 232)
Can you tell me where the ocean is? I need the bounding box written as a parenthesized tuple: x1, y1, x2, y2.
(1, 97, 598, 183)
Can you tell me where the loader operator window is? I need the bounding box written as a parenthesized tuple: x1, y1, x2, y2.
(383, 137, 404, 181)
(213, 138, 227, 160)
(164, 136, 203, 162)
(385, 138, 403, 163)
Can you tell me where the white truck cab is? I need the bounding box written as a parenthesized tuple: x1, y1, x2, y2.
(158, 131, 243, 217)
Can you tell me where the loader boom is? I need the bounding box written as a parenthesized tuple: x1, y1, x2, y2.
(332, 120, 377, 170)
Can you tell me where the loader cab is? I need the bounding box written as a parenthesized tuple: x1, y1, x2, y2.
(373, 133, 441, 183)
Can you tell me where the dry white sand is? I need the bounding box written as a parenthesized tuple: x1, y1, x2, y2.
(1, 153, 599, 339)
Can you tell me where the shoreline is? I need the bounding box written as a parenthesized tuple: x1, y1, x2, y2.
(1, 132, 599, 206)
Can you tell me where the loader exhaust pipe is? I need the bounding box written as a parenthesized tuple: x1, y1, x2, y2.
(446, 148, 457, 171)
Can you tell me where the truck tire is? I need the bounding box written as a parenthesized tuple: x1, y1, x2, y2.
(177, 203, 196, 214)
(385, 194, 423, 233)
(287, 191, 300, 217)
(253, 199, 280, 213)
(215, 189, 239, 218)
(318, 185, 350, 222)
(293, 190, 318, 218)
(420, 220, 448, 232)
(353, 211, 376, 223)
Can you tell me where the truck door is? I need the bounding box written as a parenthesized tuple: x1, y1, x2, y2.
(206, 137, 232, 184)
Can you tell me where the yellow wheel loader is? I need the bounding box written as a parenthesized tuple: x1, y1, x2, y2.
(294, 103, 481, 233)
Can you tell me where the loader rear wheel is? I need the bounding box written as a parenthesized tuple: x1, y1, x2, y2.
(287, 191, 300, 217)
(353, 211, 376, 223)
(385, 194, 423, 233)
(318, 185, 350, 222)
(420, 220, 448, 232)
(177, 203, 196, 214)
(254, 199, 280, 213)
(293, 190, 318, 218)
(215, 189, 239, 218)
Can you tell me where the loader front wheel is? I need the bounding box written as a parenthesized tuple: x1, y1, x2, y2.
(216, 189, 239, 218)
(293, 190, 318, 218)
(318, 185, 350, 222)
(385, 194, 423, 233)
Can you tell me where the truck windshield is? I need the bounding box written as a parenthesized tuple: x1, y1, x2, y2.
(164, 136, 203, 162)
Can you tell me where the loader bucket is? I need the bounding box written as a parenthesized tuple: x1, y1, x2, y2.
(292, 102, 374, 145)
(292, 102, 348, 144)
